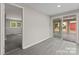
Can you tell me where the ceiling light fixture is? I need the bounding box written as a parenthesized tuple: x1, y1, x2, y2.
(57, 5, 61, 7)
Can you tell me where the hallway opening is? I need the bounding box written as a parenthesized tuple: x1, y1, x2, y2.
(5, 4, 23, 53)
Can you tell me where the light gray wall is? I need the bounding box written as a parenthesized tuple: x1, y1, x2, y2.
(5, 4, 22, 35)
(22, 5, 50, 49)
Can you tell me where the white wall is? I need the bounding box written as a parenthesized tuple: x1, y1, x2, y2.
(22, 5, 50, 49)
(0, 3, 1, 54)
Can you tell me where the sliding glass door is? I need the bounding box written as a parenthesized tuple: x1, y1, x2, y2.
(63, 15, 77, 42)
(53, 18, 62, 38)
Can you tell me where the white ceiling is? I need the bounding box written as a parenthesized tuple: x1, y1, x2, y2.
(19, 3, 79, 16)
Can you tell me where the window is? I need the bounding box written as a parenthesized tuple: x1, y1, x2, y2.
(17, 21, 22, 27)
(10, 20, 22, 28)
(62, 21, 68, 32)
(53, 21, 60, 32)
(63, 15, 76, 33)
(10, 20, 17, 28)
(53, 19, 61, 33)
(69, 20, 76, 33)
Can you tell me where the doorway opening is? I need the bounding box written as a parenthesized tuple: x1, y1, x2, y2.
(52, 15, 77, 43)
(5, 4, 23, 54)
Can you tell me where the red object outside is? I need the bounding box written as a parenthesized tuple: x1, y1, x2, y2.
(69, 23, 76, 31)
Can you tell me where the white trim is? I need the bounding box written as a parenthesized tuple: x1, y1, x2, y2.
(0, 4, 1, 54)
(51, 13, 78, 20)
(76, 13, 79, 43)
(6, 17, 22, 20)
(1, 3, 5, 55)
(61, 16, 63, 40)
(9, 3, 23, 9)
(50, 16, 53, 38)
(22, 4, 24, 49)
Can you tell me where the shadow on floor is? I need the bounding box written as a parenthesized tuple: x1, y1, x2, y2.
(5, 34, 22, 53)
(6, 38, 78, 55)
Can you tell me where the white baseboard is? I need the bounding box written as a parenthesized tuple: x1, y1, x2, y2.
(23, 36, 50, 49)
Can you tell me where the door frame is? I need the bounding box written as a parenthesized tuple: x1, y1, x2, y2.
(51, 13, 79, 43)
(0, 3, 24, 55)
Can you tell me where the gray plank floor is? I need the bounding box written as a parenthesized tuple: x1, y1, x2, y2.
(6, 38, 79, 55)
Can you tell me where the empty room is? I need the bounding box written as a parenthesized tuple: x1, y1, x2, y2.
(0, 3, 79, 55)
